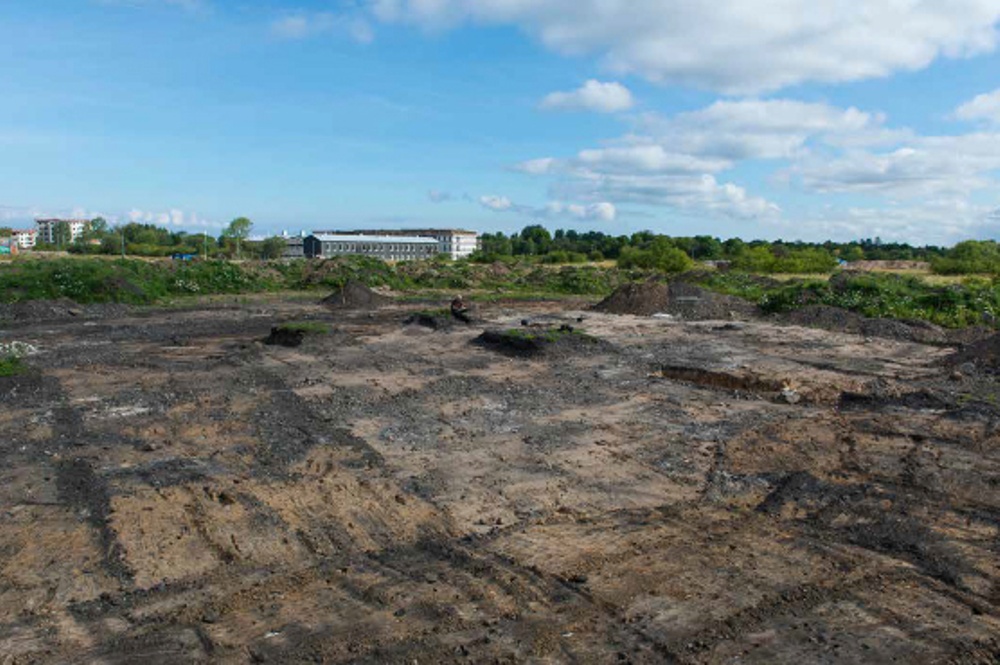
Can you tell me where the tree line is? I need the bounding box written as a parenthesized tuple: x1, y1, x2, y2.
(0, 217, 287, 260)
(5, 218, 999, 275)
(475, 225, 976, 274)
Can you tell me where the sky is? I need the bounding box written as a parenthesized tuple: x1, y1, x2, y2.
(2, 1, 1000, 245)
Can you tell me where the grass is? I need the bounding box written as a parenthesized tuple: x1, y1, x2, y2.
(0, 355, 26, 377)
(275, 321, 330, 335)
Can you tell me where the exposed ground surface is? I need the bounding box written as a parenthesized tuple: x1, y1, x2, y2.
(1, 296, 999, 663)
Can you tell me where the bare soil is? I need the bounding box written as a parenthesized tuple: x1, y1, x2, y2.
(1, 296, 998, 663)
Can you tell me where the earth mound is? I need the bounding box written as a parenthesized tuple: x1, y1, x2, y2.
(474, 326, 608, 357)
(322, 280, 392, 310)
(404, 310, 456, 331)
(592, 281, 669, 316)
(783, 305, 951, 345)
(593, 280, 757, 320)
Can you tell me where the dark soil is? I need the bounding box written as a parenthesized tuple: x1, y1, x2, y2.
(404, 312, 456, 330)
(592, 281, 671, 316)
(263, 326, 306, 347)
(593, 279, 757, 320)
(0, 298, 132, 323)
(475, 326, 608, 357)
(322, 280, 392, 310)
(945, 332, 1000, 372)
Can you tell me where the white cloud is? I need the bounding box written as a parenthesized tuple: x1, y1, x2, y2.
(271, 12, 374, 43)
(127, 208, 221, 229)
(365, 0, 1000, 93)
(540, 80, 634, 113)
(955, 88, 1000, 124)
(553, 173, 780, 220)
(788, 133, 1000, 197)
(478, 195, 616, 222)
(543, 201, 617, 222)
(479, 195, 513, 211)
(786, 199, 1000, 245)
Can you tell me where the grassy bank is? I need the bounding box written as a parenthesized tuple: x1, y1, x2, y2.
(3, 255, 998, 330)
(691, 271, 1000, 329)
(0, 256, 643, 305)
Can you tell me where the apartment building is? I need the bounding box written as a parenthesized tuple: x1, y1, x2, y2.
(35, 218, 89, 245)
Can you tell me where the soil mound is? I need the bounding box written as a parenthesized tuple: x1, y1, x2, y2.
(475, 326, 609, 358)
(783, 305, 951, 344)
(322, 280, 392, 310)
(666, 282, 757, 321)
(592, 281, 670, 316)
(264, 326, 306, 347)
(404, 311, 455, 331)
(593, 280, 757, 320)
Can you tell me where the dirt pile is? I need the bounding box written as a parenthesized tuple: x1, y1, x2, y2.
(404, 311, 455, 330)
(592, 281, 670, 316)
(667, 281, 757, 320)
(264, 326, 306, 347)
(475, 326, 608, 357)
(782, 305, 953, 345)
(593, 279, 757, 320)
(321, 280, 392, 310)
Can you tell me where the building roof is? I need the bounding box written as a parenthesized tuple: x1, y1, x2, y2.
(310, 234, 439, 244)
(35, 218, 89, 224)
(315, 228, 479, 236)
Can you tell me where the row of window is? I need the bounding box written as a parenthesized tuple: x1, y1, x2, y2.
(322, 243, 434, 253)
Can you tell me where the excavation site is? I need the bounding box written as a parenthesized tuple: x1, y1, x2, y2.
(1, 289, 999, 664)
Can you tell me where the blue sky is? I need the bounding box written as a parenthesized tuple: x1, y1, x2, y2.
(2, 1, 1000, 245)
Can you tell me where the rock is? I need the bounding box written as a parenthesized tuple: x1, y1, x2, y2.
(780, 388, 801, 404)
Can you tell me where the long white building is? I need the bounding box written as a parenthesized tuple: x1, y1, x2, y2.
(314, 228, 480, 260)
(304, 234, 440, 261)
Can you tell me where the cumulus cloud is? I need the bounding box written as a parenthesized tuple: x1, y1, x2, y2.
(540, 80, 634, 113)
(366, 0, 1000, 93)
(127, 208, 221, 229)
(478, 195, 616, 222)
(553, 173, 780, 220)
(955, 88, 1000, 124)
(479, 195, 513, 211)
(788, 133, 1000, 197)
(271, 12, 374, 43)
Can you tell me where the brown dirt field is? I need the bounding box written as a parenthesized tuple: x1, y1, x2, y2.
(0, 298, 998, 663)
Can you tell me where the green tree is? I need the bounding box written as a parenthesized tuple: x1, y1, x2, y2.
(53, 221, 72, 249)
(259, 236, 287, 260)
(223, 217, 253, 259)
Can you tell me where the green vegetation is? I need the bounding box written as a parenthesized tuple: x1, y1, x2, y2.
(692, 271, 1000, 328)
(275, 321, 330, 335)
(930, 240, 1000, 275)
(0, 355, 25, 377)
(0, 255, 643, 305)
(500, 327, 594, 344)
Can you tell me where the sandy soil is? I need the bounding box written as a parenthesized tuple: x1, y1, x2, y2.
(0, 298, 998, 663)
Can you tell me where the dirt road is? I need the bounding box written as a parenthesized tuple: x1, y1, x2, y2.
(1, 298, 998, 663)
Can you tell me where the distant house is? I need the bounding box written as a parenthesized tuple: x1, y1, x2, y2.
(35, 218, 89, 245)
(283, 236, 305, 259)
(10, 229, 37, 249)
(313, 228, 480, 260)
(304, 234, 439, 261)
